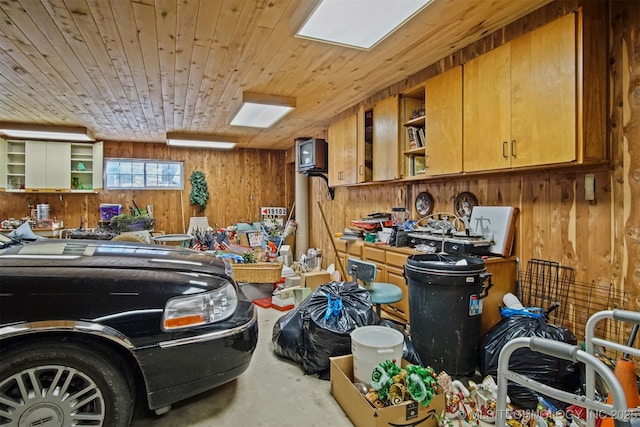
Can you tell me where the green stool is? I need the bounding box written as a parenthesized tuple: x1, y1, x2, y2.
(347, 258, 403, 317)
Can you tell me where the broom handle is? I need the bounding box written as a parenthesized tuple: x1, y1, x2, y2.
(317, 201, 346, 279)
(277, 201, 295, 253)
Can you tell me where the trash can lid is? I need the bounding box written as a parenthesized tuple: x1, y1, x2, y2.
(406, 253, 485, 272)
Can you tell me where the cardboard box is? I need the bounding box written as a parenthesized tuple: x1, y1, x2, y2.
(330, 355, 444, 427)
(300, 271, 331, 291)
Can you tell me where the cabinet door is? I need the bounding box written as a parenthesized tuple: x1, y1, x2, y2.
(25, 141, 71, 190)
(46, 143, 71, 189)
(92, 142, 104, 190)
(510, 12, 576, 167)
(0, 138, 6, 189)
(328, 114, 358, 186)
(463, 43, 511, 172)
(481, 258, 518, 336)
(25, 141, 48, 189)
(386, 264, 409, 322)
(372, 95, 401, 181)
(425, 65, 463, 175)
(357, 106, 373, 183)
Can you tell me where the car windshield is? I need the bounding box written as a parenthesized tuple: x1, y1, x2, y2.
(0, 233, 24, 249)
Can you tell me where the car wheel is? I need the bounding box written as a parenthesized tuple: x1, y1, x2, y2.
(0, 339, 135, 427)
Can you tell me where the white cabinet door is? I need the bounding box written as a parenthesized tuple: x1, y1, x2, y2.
(92, 141, 103, 190)
(0, 138, 6, 189)
(46, 143, 71, 189)
(25, 141, 71, 190)
(25, 141, 48, 189)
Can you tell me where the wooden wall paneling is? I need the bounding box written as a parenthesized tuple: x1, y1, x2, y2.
(555, 173, 577, 267)
(610, 1, 640, 303)
(581, 12, 608, 162)
(586, 170, 613, 285)
(516, 176, 542, 269)
(0, 142, 288, 236)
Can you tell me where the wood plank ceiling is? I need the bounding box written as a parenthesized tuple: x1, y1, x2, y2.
(0, 0, 551, 150)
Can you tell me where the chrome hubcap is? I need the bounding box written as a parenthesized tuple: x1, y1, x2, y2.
(0, 365, 105, 426)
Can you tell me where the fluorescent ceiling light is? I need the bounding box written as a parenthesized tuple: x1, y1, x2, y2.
(166, 132, 237, 149)
(296, 0, 433, 49)
(0, 122, 95, 141)
(230, 92, 296, 128)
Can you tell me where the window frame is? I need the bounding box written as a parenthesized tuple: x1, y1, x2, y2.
(103, 158, 184, 190)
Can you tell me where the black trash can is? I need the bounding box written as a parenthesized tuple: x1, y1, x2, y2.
(405, 254, 493, 376)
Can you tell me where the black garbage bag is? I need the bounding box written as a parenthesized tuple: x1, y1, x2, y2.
(479, 308, 580, 410)
(272, 281, 377, 377)
(378, 319, 423, 366)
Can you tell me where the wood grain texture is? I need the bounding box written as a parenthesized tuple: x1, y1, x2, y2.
(610, 1, 640, 305)
(309, 0, 637, 308)
(0, 0, 552, 149)
(0, 142, 287, 234)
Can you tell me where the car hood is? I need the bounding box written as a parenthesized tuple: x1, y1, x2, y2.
(0, 239, 230, 275)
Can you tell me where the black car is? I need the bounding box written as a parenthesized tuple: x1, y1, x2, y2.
(0, 236, 258, 426)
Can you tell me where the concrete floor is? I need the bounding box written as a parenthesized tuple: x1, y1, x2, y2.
(130, 303, 354, 426)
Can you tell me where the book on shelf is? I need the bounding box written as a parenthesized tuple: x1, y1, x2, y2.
(407, 127, 417, 149)
(418, 127, 426, 148)
(414, 155, 426, 174)
(409, 155, 426, 175)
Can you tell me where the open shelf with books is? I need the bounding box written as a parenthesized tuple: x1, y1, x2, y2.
(401, 84, 426, 178)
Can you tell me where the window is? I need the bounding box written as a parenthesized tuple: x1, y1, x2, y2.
(104, 159, 184, 190)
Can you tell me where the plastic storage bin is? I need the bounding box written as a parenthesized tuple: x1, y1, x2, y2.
(99, 204, 122, 221)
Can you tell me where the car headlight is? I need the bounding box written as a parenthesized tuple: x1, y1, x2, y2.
(162, 284, 238, 330)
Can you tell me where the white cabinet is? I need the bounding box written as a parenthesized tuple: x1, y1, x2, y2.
(3, 140, 26, 191)
(71, 142, 103, 191)
(25, 141, 71, 190)
(1, 140, 103, 192)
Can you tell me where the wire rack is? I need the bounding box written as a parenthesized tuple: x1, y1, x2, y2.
(518, 259, 629, 351)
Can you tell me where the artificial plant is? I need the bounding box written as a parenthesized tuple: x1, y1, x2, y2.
(189, 170, 210, 211)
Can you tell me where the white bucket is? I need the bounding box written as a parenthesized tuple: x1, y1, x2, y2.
(350, 326, 404, 386)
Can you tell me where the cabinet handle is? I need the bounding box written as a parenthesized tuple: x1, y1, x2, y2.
(511, 140, 516, 158)
(338, 171, 343, 181)
(358, 165, 363, 176)
(502, 141, 508, 158)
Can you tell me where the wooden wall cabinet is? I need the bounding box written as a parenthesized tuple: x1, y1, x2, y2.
(464, 10, 605, 172)
(424, 65, 463, 176)
(372, 95, 401, 181)
(402, 66, 462, 178)
(328, 96, 401, 186)
(357, 107, 374, 183)
(328, 113, 359, 186)
(401, 85, 426, 178)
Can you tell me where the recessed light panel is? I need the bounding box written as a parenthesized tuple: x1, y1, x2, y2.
(296, 0, 433, 50)
(0, 123, 94, 141)
(230, 103, 295, 128)
(166, 133, 237, 149)
(230, 92, 296, 128)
